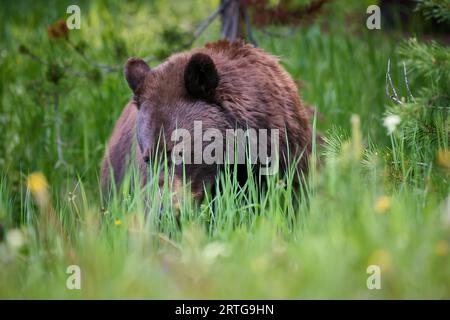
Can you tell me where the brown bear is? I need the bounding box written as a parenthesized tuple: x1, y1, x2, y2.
(101, 40, 312, 201)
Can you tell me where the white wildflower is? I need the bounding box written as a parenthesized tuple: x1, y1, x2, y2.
(6, 229, 25, 251)
(383, 115, 401, 135)
(202, 242, 230, 264)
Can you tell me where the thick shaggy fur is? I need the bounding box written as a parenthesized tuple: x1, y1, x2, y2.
(101, 40, 312, 199)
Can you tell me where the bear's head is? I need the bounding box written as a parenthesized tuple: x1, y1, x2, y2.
(124, 53, 229, 201)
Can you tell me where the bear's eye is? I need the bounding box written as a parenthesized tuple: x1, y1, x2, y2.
(133, 95, 142, 109)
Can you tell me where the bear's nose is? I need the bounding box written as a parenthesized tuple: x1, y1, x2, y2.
(143, 148, 150, 163)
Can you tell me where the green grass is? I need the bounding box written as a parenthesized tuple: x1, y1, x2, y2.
(0, 0, 449, 299)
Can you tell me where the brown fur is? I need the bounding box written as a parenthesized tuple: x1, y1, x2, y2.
(101, 40, 312, 199)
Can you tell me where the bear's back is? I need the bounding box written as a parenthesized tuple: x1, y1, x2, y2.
(200, 40, 311, 165)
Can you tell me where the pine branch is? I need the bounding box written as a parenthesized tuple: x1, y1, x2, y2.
(398, 38, 450, 86)
(415, 0, 450, 24)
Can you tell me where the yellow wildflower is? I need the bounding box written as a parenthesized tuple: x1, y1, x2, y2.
(435, 241, 449, 256)
(368, 249, 392, 273)
(437, 149, 450, 171)
(114, 218, 122, 226)
(27, 172, 48, 195)
(375, 196, 391, 214)
(27, 172, 50, 208)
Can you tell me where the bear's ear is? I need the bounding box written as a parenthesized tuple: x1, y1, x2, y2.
(124, 58, 150, 94)
(184, 53, 219, 101)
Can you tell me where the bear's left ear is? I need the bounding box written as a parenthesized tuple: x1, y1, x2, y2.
(124, 58, 150, 94)
(184, 53, 219, 101)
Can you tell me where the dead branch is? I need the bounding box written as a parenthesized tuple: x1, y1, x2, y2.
(386, 59, 403, 105)
(403, 62, 416, 103)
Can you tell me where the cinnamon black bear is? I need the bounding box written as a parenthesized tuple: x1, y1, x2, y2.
(101, 40, 312, 201)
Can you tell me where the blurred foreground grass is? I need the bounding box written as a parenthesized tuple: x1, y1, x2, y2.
(0, 0, 448, 298)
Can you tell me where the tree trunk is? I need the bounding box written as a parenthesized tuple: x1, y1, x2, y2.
(220, 0, 245, 42)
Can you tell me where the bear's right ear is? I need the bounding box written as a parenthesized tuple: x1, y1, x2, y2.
(184, 53, 219, 101)
(124, 58, 150, 94)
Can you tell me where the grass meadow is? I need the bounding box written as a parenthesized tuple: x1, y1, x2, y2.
(0, 0, 449, 298)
